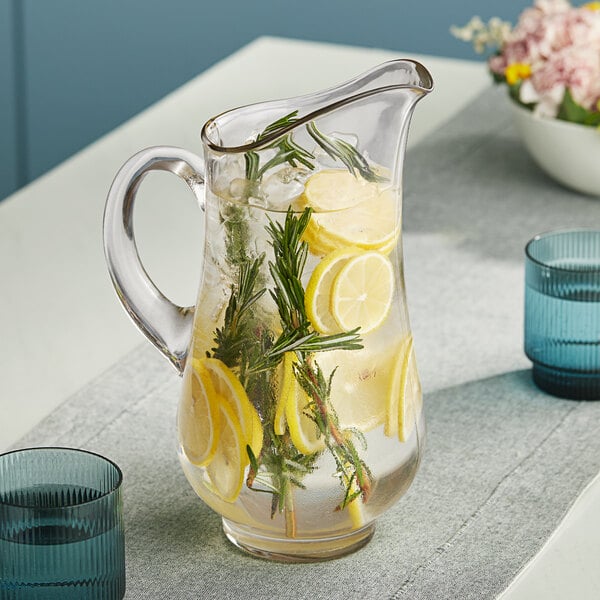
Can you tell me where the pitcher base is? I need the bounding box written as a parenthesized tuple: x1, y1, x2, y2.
(222, 518, 375, 562)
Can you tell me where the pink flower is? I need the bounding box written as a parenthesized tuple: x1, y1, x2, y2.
(487, 0, 600, 117)
(521, 45, 600, 115)
(489, 0, 572, 73)
(550, 6, 600, 52)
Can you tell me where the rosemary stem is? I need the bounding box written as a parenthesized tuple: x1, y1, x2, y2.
(305, 357, 345, 446)
(284, 487, 297, 539)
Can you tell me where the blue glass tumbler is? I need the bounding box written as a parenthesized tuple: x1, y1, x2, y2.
(525, 229, 600, 400)
(0, 447, 125, 599)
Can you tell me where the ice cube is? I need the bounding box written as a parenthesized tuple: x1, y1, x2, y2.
(260, 166, 310, 210)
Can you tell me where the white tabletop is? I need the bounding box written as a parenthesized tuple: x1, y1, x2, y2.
(1, 36, 598, 598)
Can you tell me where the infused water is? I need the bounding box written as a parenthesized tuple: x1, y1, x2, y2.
(177, 164, 424, 559)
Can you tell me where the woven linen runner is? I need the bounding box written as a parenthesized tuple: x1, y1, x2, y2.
(15, 85, 600, 599)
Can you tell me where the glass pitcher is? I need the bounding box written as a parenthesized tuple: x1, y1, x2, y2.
(103, 60, 433, 561)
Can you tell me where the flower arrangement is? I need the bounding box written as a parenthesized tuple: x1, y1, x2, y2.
(452, 0, 600, 126)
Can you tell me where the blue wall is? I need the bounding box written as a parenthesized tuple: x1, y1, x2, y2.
(1, 1, 18, 197)
(0, 0, 530, 200)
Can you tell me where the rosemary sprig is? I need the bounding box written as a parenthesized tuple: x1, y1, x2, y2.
(222, 203, 252, 268)
(249, 329, 363, 375)
(210, 256, 266, 370)
(266, 207, 312, 337)
(239, 208, 361, 376)
(264, 208, 370, 512)
(247, 434, 319, 517)
(245, 110, 385, 184)
(210, 210, 365, 529)
(293, 358, 372, 509)
(306, 121, 385, 183)
(245, 111, 315, 181)
(264, 208, 362, 358)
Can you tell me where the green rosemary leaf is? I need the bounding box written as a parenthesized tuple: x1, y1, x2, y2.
(284, 136, 316, 170)
(295, 330, 363, 352)
(247, 444, 260, 474)
(258, 111, 300, 139)
(247, 481, 280, 494)
(283, 458, 316, 474)
(245, 151, 260, 181)
(345, 427, 368, 451)
(288, 477, 308, 490)
(306, 121, 386, 183)
(257, 136, 315, 179)
(246, 112, 315, 180)
(211, 256, 266, 368)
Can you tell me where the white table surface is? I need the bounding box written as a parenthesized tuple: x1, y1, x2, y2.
(1, 36, 598, 598)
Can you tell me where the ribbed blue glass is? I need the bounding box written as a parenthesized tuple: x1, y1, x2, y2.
(525, 229, 600, 400)
(0, 448, 125, 599)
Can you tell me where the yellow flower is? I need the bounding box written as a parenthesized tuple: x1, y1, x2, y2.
(583, 2, 600, 10)
(505, 63, 532, 86)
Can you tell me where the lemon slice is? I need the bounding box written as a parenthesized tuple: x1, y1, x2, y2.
(301, 169, 380, 211)
(342, 476, 366, 530)
(317, 346, 391, 432)
(305, 246, 362, 334)
(385, 336, 423, 441)
(304, 222, 398, 257)
(347, 497, 365, 529)
(206, 399, 247, 502)
(283, 352, 326, 455)
(306, 189, 397, 252)
(330, 251, 394, 334)
(197, 357, 263, 459)
(338, 459, 368, 529)
(300, 169, 398, 255)
(398, 339, 422, 443)
(178, 365, 220, 466)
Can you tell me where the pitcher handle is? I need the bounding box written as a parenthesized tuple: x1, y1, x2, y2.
(103, 146, 205, 374)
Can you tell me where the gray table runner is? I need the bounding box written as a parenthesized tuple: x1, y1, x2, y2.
(14, 86, 600, 599)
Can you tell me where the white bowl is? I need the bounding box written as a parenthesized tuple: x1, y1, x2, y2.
(510, 99, 600, 196)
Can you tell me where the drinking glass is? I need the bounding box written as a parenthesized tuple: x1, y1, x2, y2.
(525, 229, 600, 400)
(0, 447, 125, 599)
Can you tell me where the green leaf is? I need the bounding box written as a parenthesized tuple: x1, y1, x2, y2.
(505, 81, 537, 112)
(557, 89, 591, 125)
(507, 81, 521, 104)
(491, 69, 506, 85)
(583, 111, 600, 127)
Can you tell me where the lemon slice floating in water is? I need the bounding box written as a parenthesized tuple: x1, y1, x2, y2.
(304, 246, 362, 334)
(178, 366, 219, 466)
(206, 398, 247, 503)
(199, 357, 263, 459)
(282, 352, 326, 455)
(385, 335, 423, 442)
(341, 467, 367, 530)
(191, 357, 264, 502)
(300, 169, 379, 211)
(330, 251, 394, 335)
(317, 346, 391, 433)
(299, 169, 398, 255)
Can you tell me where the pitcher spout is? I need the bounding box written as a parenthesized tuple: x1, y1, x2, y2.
(200, 60, 433, 207)
(202, 60, 433, 155)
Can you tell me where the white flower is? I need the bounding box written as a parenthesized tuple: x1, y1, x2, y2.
(450, 16, 511, 54)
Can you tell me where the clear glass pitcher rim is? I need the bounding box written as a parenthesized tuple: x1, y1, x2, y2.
(200, 59, 434, 154)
